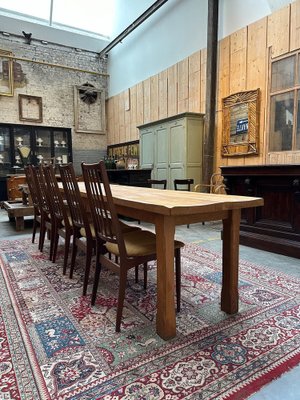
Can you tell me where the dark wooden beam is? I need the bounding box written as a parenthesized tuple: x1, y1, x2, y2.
(203, 0, 219, 188)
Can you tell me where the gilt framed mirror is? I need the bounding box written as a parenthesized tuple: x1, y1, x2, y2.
(222, 89, 260, 156)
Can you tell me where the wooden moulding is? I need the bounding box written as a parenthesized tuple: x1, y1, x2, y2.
(18, 94, 43, 122)
(222, 88, 260, 157)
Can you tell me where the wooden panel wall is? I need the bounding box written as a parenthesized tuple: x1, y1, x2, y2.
(106, 1, 300, 171)
(188, 50, 201, 113)
(291, 0, 300, 50)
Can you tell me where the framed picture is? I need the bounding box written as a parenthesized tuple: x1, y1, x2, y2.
(222, 89, 260, 156)
(18, 94, 43, 122)
(0, 49, 14, 96)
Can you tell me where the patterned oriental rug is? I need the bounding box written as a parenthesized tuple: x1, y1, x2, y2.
(0, 238, 299, 400)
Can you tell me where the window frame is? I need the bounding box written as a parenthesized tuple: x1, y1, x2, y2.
(269, 50, 300, 153)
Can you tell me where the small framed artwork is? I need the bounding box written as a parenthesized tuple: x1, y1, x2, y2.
(18, 94, 43, 122)
(0, 49, 14, 96)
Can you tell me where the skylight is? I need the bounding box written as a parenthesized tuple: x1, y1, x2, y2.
(0, 0, 115, 39)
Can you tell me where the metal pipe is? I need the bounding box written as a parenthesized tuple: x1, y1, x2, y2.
(99, 0, 169, 57)
(5, 53, 109, 76)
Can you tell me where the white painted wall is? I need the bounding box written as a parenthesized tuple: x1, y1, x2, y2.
(108, 0, 295, 97)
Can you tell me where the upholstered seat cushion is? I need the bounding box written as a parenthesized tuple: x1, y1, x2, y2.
(105, 229, 184, 257)
(80, 223, 96, 238)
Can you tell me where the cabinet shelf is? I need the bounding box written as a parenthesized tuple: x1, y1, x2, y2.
(0, 123, 72, 191)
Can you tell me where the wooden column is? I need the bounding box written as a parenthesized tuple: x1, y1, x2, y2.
(203, 0, 219, 187)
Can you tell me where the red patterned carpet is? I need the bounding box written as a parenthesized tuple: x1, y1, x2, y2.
(0, 238, 299, 399)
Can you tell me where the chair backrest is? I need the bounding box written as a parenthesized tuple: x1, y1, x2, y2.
(31, 165, 51, 215)
(147, 179, 167, 190)
(24, 165, 40, 210)
(43, 164, 70, 227)
(59, 163, 92, 236)
(174, 178, 194, 191)
(210, 173, 227, 194)
(81, 161, 127, 257)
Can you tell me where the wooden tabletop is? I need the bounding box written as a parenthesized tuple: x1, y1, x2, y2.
(77, 182, 264, 216)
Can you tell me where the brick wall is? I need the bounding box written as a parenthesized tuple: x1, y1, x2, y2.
(0, 33, 108, 169)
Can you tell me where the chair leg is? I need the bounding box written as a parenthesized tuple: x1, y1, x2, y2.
(62, 232, 71, 275)
(32, 214, 38, 243)
(52, 226, 59, 263)
(39, 218, 46, 252)
(116, 269, 127, 332)
(143, 263, 148, 289)
(69, 237, 78, 279)
(135, 266, 139, 283)
(49, 227, 55, 261)
(91, 247, 102, 305)
(175, 247, 181, 312)
(82, 242, 93, 296)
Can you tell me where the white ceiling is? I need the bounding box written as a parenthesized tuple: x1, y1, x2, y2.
(0, 0, 116, 52)
(0, 0, 295, 54)
(0, 13, 110, 52)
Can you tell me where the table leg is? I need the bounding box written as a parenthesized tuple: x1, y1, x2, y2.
(15, 216, 25, 231)
(221, 208, 241, 314)
(155, 215, 176, 340)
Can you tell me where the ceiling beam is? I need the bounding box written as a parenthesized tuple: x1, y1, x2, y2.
(99, 0, 169, 58)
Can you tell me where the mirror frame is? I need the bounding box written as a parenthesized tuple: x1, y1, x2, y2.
(222, 89, 260, 156)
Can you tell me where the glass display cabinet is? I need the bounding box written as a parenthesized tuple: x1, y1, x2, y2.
(0, 124, 72, 177)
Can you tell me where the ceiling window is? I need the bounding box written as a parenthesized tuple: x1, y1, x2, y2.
(0, 0, 115, 38)
(269, 52, 300, 152)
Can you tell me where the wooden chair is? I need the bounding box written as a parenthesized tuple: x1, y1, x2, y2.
(43, 164, 73, 274)
(24, 165, 41, 244)
(194, 173, 227, 194)
(147, 179, 167, 189)
(59, 163, 96, 296)
(210, 173, 227, 194)
(81, 160, 184, 332)
(174, 178, 194, 227)
(174, 178, 194, 191)
(31, 165, 54, 257)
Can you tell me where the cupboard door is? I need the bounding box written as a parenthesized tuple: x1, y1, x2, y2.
(34, 128, 52, 164)
(12, 126, 31, 172)
(140, 128, 154, 169)
(155, 124, 169, 181)
(53, 130, 70, 164)
(0, 127, 11, 175)
(169, 119, 185, 185)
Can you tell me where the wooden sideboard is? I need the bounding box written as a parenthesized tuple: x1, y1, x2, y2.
(221, 165, 300, 258)
(107, 169, 151, 187)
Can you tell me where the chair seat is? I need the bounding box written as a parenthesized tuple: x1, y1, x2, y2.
(106, 229, 184, 257)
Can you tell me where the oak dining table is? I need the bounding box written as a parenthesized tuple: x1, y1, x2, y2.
(76, 182, 263, 340)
